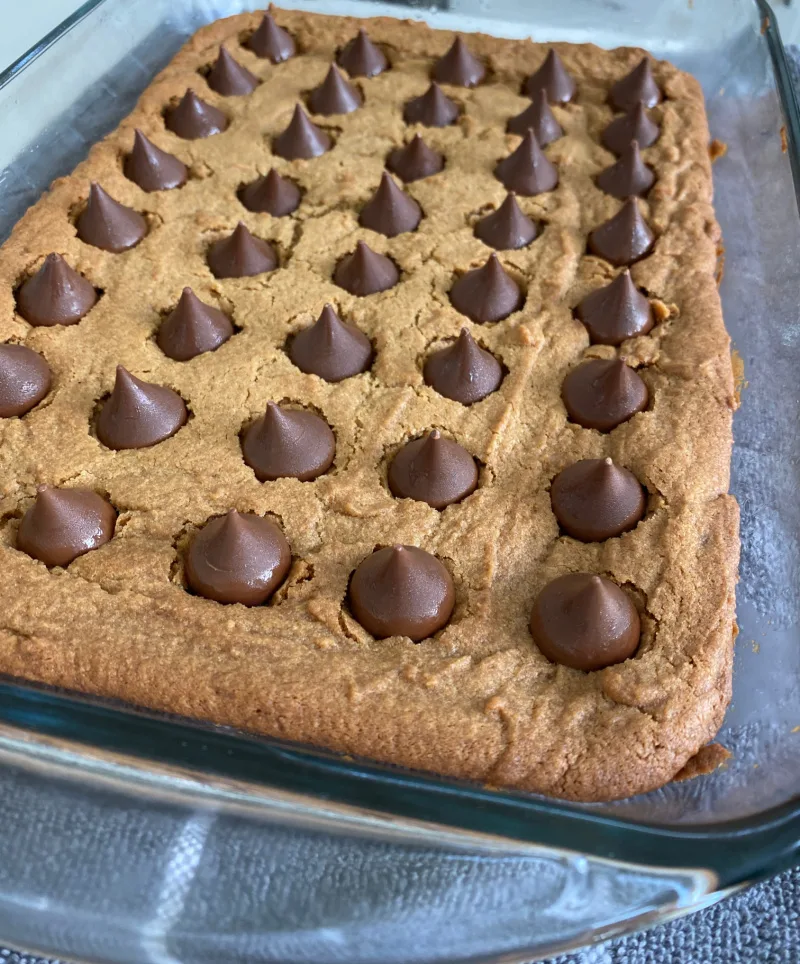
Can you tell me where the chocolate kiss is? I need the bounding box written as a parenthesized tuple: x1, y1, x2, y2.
(273, 104, 332, 160)
(288, 304, 372, 382)
(530, 573, 640, 671)
(348, 545, 455, 641)
(388, 430, 478, 509)
(359, 172, 422, 237)
(239, 169, 301, 216)
(474, 193, 537, 250)
(602, 103, 659, 155)
(165, 90, 228, 139)
(387, 134, 444, 182)
(76, 183, 147, 253)
(185, 510, 292, 606)
(525, 48, 576, 104)
(124, 130, 187, 192)
(157, 288, 234, 361)
(16, 253, 97, 326)
(241, 402, 335, 482)
(550, 458, 646, 542)
(0, 344, 52, 417)
(596, 140, 655, 199)
(308, 65, 362, 115)
(507, 89, 563, 144)
(494, 129, 558, 196)
(561, 358, 648, 432)
(609, 58, 661, 112)
(432, 36, 485, 88)
(423, 328, 503, 405)
(337, 28, 388, 78)
(333, 241, 399, 296)
(403, 83, 459, 127)
(576, 270, 654, 345)
(96, 366, 187, 450)
(17, 486, 116, 568)
(207, 223, 278, 278)
(207, 47, 259, 96)
(246, 12, 296, 62)
(450, 253, 522, 324)
(588, 198, 655, 267)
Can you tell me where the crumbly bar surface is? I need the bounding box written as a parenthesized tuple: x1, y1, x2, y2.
(0, 9, 738, 801)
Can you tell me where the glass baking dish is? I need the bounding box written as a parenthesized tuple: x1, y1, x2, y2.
(0, 0, 798, 961)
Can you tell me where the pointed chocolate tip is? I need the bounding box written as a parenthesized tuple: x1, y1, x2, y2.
(432, 35, 485, 88)
(288, 303, 372, 382)
(359, 171, 422, 237)
(609, 57, 661, 112)
(387, 134, 445, 182)
(273, 103, 333, 159)
(602, 101, 660, 155)
(207, 222, 278, 278)
(239, 168, 301, 216)
(207, 46, 259, 96)
(76, 183, 147, 253)
(165, 89, 228, 139)
(124, 129, 188, 192)
(525, 48, 576, 104)
(241, 403, 335, 481)
(576, 269, 654, 345)
(308, 64, 362, 115)
(16, 253, 97, 327)
(530, 572, 640, 670)
(185, 510, 292, 606)
(474, 192, 537, 250)
(495, 129, 559, 196)
(403, 82, 460, 127)
(247, 12, 296, 62)
(550, 457, 645, 541)
(348, 544, 455, 640)
(0, 344, 52, 417)
(17, 486, 116, 568)
(450, 254, 523, 324)
(157, 287, 234, 361)
(96, 367, 187, 450)
(561, 357, 649, 431)
(588, 197, 655, 267)
(333, 241, 399, 296)
(506, 87, 563, 143)
(596, 139, 655, 199)
(337, 28, 388, 77)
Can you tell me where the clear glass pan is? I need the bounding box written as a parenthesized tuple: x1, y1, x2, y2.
(0, 0, 797, 961)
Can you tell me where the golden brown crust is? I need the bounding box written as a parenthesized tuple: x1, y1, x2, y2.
(0, 9, 738, 801)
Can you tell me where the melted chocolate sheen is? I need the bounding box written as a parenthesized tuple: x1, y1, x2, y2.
(157, 288, 234, 361)
(0, 344, 52, 417)
(17, 486, 116, 567)
(423, 328, 503, 405)
(333, 241, 399, 296)
(530, 572, 641, 671)
(449, 253, 522, 323)
(16, 254, 97, 327)
(348, 545, 455, 640)
(561, 358, 649, 431)
(185, 510, 292, 605)
(241, 402, 335, 481)
(388, 430, 478, 509)
(550, 458, 646, 542)
(288, 304, 372, 382)
(96, 366, 187, 450)
(124, 130, 188, 192)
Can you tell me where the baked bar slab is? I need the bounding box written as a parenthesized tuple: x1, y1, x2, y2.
(0, 9, 738, 801)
